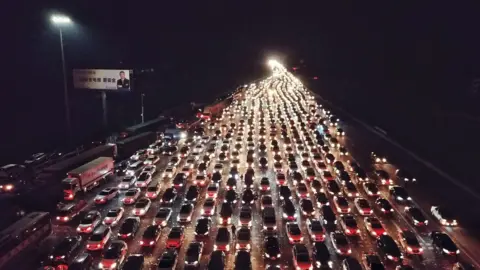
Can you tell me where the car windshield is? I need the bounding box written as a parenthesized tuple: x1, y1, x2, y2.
(204, 200, 215, 207)
(147, 186, 158, 192)
(126, 190, 137, 196)
(106, 210, 119, 217)
(90, 231, 107, 241)
(180, 205, 193, 213)
(289, 225, 301, 234)
(297, 253, 310, 262)
(99, 190, 110, 196)
(135, 200, 148, 207)
(158, 258, 174, 267)
(371, 221, 382, 229)
(121, 178, 132, 183)
(80, 215, 96, 224)
(143, 227, 158, 238)
(156, 211, 169, 218)
(187, 246, 199, 257)
(138, 174, 149, 181)
(169, 230, 182, 238)
(103, 247, 121, 259)
(335, 235, 348, 245)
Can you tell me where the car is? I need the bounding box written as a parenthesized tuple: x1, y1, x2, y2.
(226, 177, 237, 190)
(207, 250, 226, 270)
(355, 168, 369, 182)
(98, 240, 127, 270)
(331, 231, 352, 255)
(431, 231, 460, 255)
(118, 175, 136, 189)
(405, 206, 428, 227)
(142, 164, 156, 175)
(132, 198, 151, 216)
(194, 217, 212, 239)
(375, 197, 394, 214)
(280, 198, 296, 221)
(341, 257, 363, 270)
(340, 215, 360, 236)
(219, 202, 233, 225)
(343, 182, 359, 198)
(325, 153, 335, 164)
(140, 225, 161, 247)
(198, 197, 216, 216)
(300, 198, 315, 216)
(276, 172, 287, 185)
(154, 208, 172, 227)
(184, 185, 200, 203)
(279, 185, 292, 200)
(377, 235, 403, 262)
(122, 188, 141, 205)
(157, 249, 178, 270)
(333, 161, 345, 173)
(178, 203, 194, 223)
(431, 205, 457, 226)
(262, 207, 277, 231)
(259, 194, 273, 210)
(371, 152, 387, 164)
(307, 219, 325, 241)
(145, 155, 160, 165)
(354, 198, 373, 216)
(389, 185, 411, 202)
(145, 182, 161, 199)
(77, 210, 101, 233)
(336, 127, 345, 136)
(234, 250, 252, 270)
(310, 179, 323, 194)
(363, 253, 385, 270)
(264, 236, 281, 261)
(258, 177, 271, 192)
(236, 227, 252, 250)
(103, 207, 124, 227)
(293, 244, 313, 270)
(452, 262, 476, 270)
(94, 187, 119, 205)
(242, 189, 256, 205)
(326, 181, 342, 196)
(181, 166, 192, 176)
(313, 241, 333, 269)
(286, 222, 303, 244)
(244, 174, 255, 189)
(363, 182, 380, 197)
(166, 226, 185, 249)
(333, 196, 351, 214)
(47, 236, 82, 266)
(160, 187, 177, 205)
(135, 172, 152, 187)
(398, 230, 423, 255)
(172, 173, 186, 188)
(364, 216, 386, 238)
(118, 217, 140, 239)
(259, 157, 268, 168)
(122, 254, 144, 270)
(296, 182, 309, 198)
(185, 242, 203, 267)
(395, 169, 417, 183)
(214, 227, 231, 252)
(197, 163, 208, 175)
(339, 146, 349, 155)
(320, 205, 337, 226)
(315, 192, 330, 207)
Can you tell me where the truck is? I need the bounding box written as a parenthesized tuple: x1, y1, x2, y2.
(116, 132, 156, 160)
(119, 116, 167, 138)
(62, 157, 114, 200)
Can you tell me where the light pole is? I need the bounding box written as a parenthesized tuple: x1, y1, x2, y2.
(51, 14, 72, 141)
(141, 93, 145, 123)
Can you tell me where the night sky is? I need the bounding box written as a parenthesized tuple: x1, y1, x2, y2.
(3, 1, 480, 163)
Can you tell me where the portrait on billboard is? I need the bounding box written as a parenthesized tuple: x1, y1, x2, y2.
(73, 69, 132, 90)
(117, 71, 130, 90)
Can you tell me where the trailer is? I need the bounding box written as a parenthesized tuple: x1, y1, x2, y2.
(62, 157, 114, 200)
(116, 132, 156, 160)
(119, 117, 167, 138)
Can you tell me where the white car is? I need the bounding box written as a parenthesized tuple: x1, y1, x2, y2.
(162, 167, 176, 178)
(122, 188, 141, 205)
(132, 198, 152, 216)
(118, 175, 136, 189)
(135, 172, 152, 187)
(94, 187, 119, 204)
(142, 164, 156, 175)
(213, 163, 223, 173)
(103, 207, 124, 226)
(144, 155, 160, 165)
(193, 145, 204, 153)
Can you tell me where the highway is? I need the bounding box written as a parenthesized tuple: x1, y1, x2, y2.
(21, 60, 480, 270)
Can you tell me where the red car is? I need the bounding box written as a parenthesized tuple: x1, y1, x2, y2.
(364, 217, 386, 238)
(333, 196, 351, 214)
(307, 219, 325, 242)
(276, 173, 287, 185)
(286, 222, 303, 244)
(166, 227, 184, 249)
(340, 215, 360, 236)
(321, 171, 334, 182)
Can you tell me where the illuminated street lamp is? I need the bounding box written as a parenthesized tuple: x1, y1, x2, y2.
(51, 14, 72, 141)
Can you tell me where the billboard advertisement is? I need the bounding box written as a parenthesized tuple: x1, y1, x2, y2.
(73, 69, 132, 90)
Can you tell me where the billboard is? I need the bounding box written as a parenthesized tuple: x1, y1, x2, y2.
(73, 69, 132, 90)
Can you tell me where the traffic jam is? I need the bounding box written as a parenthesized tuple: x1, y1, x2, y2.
(43, 64, 473, 270)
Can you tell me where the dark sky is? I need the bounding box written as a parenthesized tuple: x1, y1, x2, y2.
(3, 1, 480, 161)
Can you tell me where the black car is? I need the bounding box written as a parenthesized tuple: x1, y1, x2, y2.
(161, 188, 177, 205)
(140, 225, 161, 247)
(208, 250, 226, 270)
(118, 217, 140, 239)
(68, 253, 93, 270)
(226, 177, 237, 190)
(47, 236, 82, 266)
(264, 236, 281, 260)
(333, 161, 345, 172)
(279, 185, 292, 200)
(212, 172, 222, 183)
(195, 217, 212, 237)
(325, 153, 335, 163)
(123, 254, 144, 270)
(313, 241, 332, 269)
(185, 242, 203, 267)
(395, 169, 416, 183)
(225, 189, 238, 205)
(172, 173, 186, 188)
(242, 189, 256, 205)
(259, 157, 268, 168)
(300, 199, 315, 216)
(341, 257, 362, 270)
(338, 171, 351, 185)
(282, 199, 296, 220)
(354, 168, 368, 181)
(219, 203, 233, 225)
(157, 249, 178, 269)
(431, 231, 459, 255)
(405, 207, 428, 226)
(320, 205, 337, 226)
(389, 186, 411, 203)
(377, 235, 403, 262)
(184, 186, 199, 203)
(244, 174, 254, 189)
(326, 181, 341, 195)
(234, 250, 252, 270)
(311, 179, 323, 194)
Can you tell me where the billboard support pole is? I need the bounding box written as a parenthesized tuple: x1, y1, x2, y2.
(59, 28, 71, 142)
(141, 93, 145, 123)
(101, 91, 108, 129)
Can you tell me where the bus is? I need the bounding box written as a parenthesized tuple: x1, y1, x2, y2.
(0, 212, 52, 268)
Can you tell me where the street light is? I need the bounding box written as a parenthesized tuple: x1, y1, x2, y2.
(141, 93, 145, 123)
(51, 14, 72, 142)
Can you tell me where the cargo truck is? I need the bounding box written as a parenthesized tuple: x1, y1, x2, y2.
(62, 157, 114, 200)
(116, 132, 156, 160)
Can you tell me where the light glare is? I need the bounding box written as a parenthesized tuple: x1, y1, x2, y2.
(51, 15, 72, 24)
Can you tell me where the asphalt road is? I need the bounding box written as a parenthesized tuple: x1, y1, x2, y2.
(16, 68, 480, 270)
